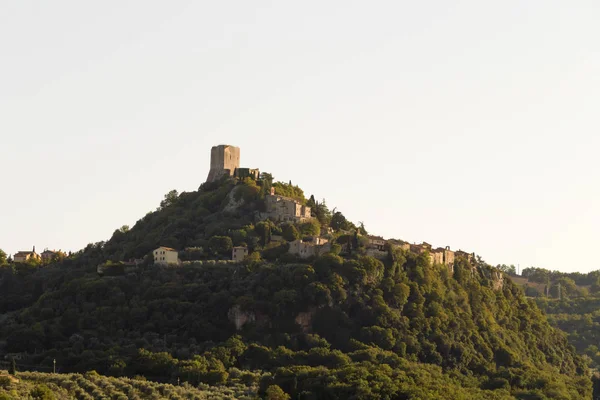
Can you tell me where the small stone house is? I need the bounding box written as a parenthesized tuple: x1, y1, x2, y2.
(232, 246, 249, 262)
(13, 246, 40, 263)
(41, 249, 65, 263)
(264, 187, 312, 222)
(153, 247, 180, 266)
(289, 237, 330, 259)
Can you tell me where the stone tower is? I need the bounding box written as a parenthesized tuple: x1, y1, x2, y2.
(206, 145, 240, 182)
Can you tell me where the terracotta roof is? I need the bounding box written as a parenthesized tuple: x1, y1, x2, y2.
(368, 235, 385, 240)
(156, 246, 176, 251)
(14, 251, 34, 257)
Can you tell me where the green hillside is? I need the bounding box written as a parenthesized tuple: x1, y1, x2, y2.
(0, 176, 592, 399)
(0, 370, 256, 399)
(511, 267, 600, 384)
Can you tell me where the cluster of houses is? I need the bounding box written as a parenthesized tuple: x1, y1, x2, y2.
(260, 187, 312, 222)
(10, 246, 66, 264)
(120, 144, 477, 270)
(151, 235, 474, 270)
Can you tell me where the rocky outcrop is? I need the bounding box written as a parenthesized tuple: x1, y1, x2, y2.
(228, 305, 255, 330)
(491, 270, 504, 291)
(223, 186, 245, 212)
(295, 309, 316, 333)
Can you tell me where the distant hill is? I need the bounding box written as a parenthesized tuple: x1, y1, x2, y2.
(0, 177, 592, 399)
(507, 266, 600, 383)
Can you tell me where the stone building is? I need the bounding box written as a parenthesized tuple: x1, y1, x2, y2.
(430, 248, 444, 266)
(406, 244, 456, 268)
(442, 247, 455, 266)
(234, 168, 260, 180)
(13, 246, 40, 263)
(205, 145, 260, 183)
(206, 145, 240, 182)
(289, 236, 330, 259)
(455, 250, 475, 262)
(41, 249, 65, 263)
(365, 235, 387, 259)
(264, 187, 312, 222)
(409, 242, 429, 255)
(386, 239, 411, 252)
(367, 235, 386, 250)
(232, 246, 248, 262)
(153, 246, 180, 266)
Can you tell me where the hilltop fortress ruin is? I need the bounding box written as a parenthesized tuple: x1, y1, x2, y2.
(200, 144, 477, 270)
(206, 144, 259, 183)
(206, 144, 311, 222)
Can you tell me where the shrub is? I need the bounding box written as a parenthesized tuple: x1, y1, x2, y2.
(30, 384, 56, 400)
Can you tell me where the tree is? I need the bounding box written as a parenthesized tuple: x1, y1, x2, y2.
(313, 199, 332, 226)
(30, 384, 56, 400)
(255, 221, 273, 246)
(330, 211, 354, 231)
(8, 357, 16, 375)
(549, 277, 580, 299)
(208, 236, 233, 256)
(299, 219, 321, 236)
(260, 172, 274, 197)
(266, 385, 290, 400)
(0, 249, 6, 265)
(496, 264, 516, 276)
(159, 190, 179, 210)
(591, 277, 600, 294)
(282, 224, 300, 242)
(358, 221, 368, 235)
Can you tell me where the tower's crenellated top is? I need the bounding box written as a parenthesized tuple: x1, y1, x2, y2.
(206, 145, 241, 182)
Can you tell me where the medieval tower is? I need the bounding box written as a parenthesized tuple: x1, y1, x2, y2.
(206, 144, 240, 182)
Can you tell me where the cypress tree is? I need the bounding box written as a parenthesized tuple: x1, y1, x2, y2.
(9, 357, 16, 375)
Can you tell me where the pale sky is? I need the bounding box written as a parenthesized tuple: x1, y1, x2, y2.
(1, 1, 599, 272)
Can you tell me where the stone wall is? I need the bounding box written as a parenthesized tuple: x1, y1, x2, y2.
(430, 250, 444, 266)
(234, 168, 260, 180)
(289, 237, 330, 259)
(443, 248, 455, 266)
(264, 194, 312, 222)
(366, 248, 388, 259)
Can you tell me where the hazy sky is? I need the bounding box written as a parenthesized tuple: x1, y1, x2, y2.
(1, 1, 599, 272)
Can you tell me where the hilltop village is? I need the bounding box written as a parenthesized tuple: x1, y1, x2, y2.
(4, 246, 66, 265)
(108, 144, 476, 273)
(4, 144, 476, 274)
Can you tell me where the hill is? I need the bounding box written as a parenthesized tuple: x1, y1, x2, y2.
(0, 176, 592, 399)
(510, 267, 600, 378)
